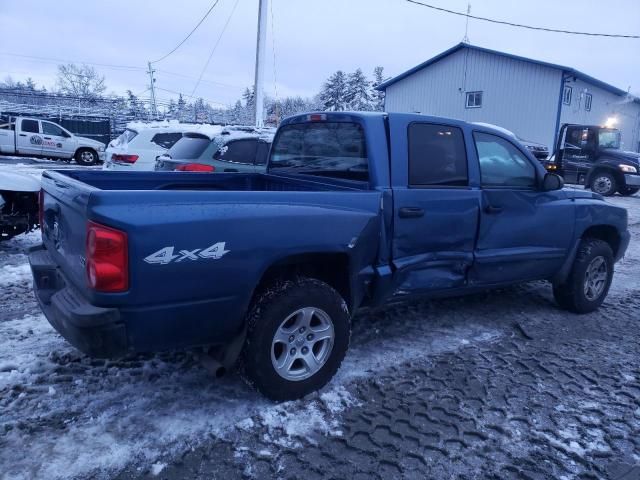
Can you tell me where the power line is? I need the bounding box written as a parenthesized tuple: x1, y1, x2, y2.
(150, 0, 221, 64)
(404, 0, 640, 39)
(0, 52, 145, 71)
(190, 0, 241, 97)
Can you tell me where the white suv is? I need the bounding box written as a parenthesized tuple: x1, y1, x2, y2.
(103, 122, 188, 171)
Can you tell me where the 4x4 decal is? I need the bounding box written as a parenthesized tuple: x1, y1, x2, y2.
(144, 242, 229, 265)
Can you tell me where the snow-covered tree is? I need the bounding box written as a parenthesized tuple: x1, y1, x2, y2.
(345, 68, 371, 111)
(320, 70, 347, 111)
(371, 66, 386, 111)
(56, 64, 106, 98)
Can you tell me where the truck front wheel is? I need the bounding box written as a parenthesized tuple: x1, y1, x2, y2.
(552, 238, 613, 313)
(241, 277, 350, 401)
(75, 148, 98, 166)
(590, 172, 617, 196)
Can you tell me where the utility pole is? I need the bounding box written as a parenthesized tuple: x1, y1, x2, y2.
(462, 3, 471, 44)
(253, 0, 268, 127)
(147, 61, 158, 119)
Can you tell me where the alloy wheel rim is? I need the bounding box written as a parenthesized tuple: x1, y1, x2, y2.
(81, 151, 94, 163)
(271, 307, 334, 381)
(584, 255, 607, 301)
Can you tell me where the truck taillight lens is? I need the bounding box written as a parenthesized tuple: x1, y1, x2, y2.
(111, 154, 139, 164)
(86, 221, 128, 292)
(38, 189, 44, 230)
(175, 163, 215, 172)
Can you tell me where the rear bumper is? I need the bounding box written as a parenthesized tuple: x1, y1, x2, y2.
(29, 246, 128, 357)
(624, 174, 640, 187)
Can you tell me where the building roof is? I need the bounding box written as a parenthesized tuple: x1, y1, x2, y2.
(377, 43, 634, 100)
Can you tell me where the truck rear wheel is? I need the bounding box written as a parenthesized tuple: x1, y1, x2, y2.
(590, 172, 617, 196)
(552, 238, 613, 314)
(75, 148, 97, 166)
(241, 277, 350, 401)
(618, 186, 639, 196)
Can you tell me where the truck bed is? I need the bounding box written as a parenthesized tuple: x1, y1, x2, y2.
(59, 170, 369, 192)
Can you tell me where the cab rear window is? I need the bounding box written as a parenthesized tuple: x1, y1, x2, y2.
(269, 122, 368, 181)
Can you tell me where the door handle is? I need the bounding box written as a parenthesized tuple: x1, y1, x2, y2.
(484, 205, 503, 214)
(19, 133, 27, 137)
(44, 137, 52, 140)
(398, 207, 424, 218)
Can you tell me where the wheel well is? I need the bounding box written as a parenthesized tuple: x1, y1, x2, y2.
(252, 253, 351, 307)
(582, 225, 621, 257)
(75, 147, 97, 157)
(587, 166, 623, 186)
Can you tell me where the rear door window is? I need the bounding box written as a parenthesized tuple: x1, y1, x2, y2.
(215, 139, 257, 165)
(408, 123, 468, 186)
(255, 141, 270, 165)
(269, 122, 368, 180)
(151, 132, 183, 149)
(21, 119, 40, 133)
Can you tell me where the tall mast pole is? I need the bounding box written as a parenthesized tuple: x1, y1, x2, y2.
(147, 61, 158, 118)
(254, 0, 268, 127)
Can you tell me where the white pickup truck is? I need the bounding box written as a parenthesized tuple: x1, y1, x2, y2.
(0, 117, 106, 165)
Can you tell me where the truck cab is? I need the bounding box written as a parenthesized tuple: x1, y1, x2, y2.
(544, 123, 640, 196)
(0, 117, 106, 165)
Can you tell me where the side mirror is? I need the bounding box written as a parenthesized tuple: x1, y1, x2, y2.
(542, 172, 563, 191)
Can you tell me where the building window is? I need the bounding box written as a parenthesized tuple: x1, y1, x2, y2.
(465, 91, 483, 108)
(585, 93, 592, 111)
(563, 86, 572, 105)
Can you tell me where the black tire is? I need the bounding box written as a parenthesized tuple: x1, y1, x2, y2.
(589, 172, 617, 196)
(618, 186, 639, 197)
(552, 238, 614, 314)
(75, 148, 97, 166)
(241, 277, 350, 401)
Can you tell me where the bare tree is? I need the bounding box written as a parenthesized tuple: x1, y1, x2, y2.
(56, 64, 106, 98)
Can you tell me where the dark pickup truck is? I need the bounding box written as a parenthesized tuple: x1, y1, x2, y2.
(30, 112, 630, 401)
(544, 123, 640, 196)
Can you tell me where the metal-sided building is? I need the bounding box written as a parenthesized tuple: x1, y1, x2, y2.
(378, 43, 640, 152)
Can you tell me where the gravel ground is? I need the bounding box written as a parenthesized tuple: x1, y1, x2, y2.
(1, 157, 639, 480)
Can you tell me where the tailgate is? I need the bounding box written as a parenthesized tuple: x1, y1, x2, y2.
(40, 171, 96, 296)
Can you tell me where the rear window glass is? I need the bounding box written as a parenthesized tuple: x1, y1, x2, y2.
(168, 134, 211, 160)
(408, 123, 468, 186)
(151, 132, 183, 149)
(215, 139, 257, 165)
(21, 119, 39, 133)
(112, 129, 137, 147)
(269, 122, 368, 181)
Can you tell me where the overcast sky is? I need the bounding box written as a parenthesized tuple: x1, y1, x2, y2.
(0, 0, 638, 108)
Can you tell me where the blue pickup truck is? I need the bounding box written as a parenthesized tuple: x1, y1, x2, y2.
(30, 112, 630, 401)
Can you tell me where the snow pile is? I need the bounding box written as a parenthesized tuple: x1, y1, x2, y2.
(257, 387, 359, 448)
(0, 263, 32, 287)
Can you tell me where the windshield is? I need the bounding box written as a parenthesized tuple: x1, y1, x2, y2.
(167, 134, 211, 160)
(599, 129, 621, 149)
(269, 122, 368, 181)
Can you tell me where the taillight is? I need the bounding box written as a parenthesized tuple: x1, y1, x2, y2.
(175, 163, 215, 172)
(38, 189, 44, 229)
(111, 154, 139, 164)
(86, 221, 128, 292)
